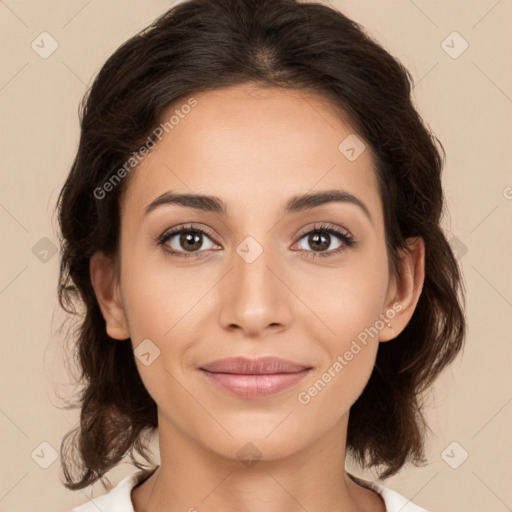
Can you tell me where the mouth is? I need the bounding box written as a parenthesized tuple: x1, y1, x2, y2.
(199, 356, 313, 399)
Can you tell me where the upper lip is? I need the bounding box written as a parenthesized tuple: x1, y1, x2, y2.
(199, 357, 312, 374)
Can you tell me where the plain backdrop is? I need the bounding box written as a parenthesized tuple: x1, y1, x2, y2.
(0, 1, 511, 511)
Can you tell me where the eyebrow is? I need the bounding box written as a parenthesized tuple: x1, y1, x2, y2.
(144, 189, 372, 224)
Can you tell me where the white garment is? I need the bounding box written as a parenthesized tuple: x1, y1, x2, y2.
(70, 468, 429, 512)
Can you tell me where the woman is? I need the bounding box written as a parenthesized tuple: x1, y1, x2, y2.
(57, 0, 466, 511)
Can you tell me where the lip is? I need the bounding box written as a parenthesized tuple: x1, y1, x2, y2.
(200, 356, 311, 374)
(199, 357, 313, 399)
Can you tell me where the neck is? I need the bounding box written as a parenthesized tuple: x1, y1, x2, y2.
(131, 412, 385, 512)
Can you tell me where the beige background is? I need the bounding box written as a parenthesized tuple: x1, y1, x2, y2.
(1, 1, 511, 511)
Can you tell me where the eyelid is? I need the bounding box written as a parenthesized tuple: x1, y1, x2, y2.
(295, 222, 351, 240)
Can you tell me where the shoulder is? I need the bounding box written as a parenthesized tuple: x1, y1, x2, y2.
(69, 470, 149, 512)
(347, 472, 431, 512)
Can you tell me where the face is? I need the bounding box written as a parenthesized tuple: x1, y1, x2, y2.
(91, 84, 422, 463)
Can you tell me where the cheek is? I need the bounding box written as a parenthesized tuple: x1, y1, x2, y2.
(301, 252, 390, 346)
(293, 252, 388, 407)
(120, 264, 203, 406)
(120, 254, 221, 392)
(294, 265, 387, 415)
(294, 338, 378, 440)
(121, 257, 210, 343)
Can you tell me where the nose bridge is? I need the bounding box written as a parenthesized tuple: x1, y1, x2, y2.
(234, 233, 278, 302)
(230, 207, 279, 286)
(218, 230, 289, 333)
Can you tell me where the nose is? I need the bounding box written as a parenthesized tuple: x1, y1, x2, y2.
(217, 239, 292, 337)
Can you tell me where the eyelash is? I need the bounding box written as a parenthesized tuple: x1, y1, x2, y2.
(155, 223, 356, 260)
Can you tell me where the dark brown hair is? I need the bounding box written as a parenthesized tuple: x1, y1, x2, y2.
(56, 0, 466, 490)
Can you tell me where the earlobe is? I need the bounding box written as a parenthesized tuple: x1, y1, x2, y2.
(89, 251, 130, 341)
(379, 237, 425, 342)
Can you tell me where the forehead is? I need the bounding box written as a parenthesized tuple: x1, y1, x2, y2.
(121, 84, 382, 225)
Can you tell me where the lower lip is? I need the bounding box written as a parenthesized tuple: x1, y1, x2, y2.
(199, 369, 311, 398)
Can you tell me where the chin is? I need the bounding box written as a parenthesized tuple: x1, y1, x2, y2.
(195, 422, 313, 465)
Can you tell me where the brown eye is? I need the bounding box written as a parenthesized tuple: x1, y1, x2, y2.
(175, 230, 205, 252)
(158, 225, 219, 258)
(294, 224, 355, 259)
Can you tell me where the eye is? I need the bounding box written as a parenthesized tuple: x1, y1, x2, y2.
(156, 224, 219, 258)
(293, 223, 355, 259)
(154, 222, 356, 260)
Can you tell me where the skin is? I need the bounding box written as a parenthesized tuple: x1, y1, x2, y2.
(90, 84, 425, 512)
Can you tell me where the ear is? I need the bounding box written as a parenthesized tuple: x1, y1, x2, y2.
(379, 236, 425, 342)
(89, 250, 130, 340)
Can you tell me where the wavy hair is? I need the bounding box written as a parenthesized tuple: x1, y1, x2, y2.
(56, 0, 466, 490)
